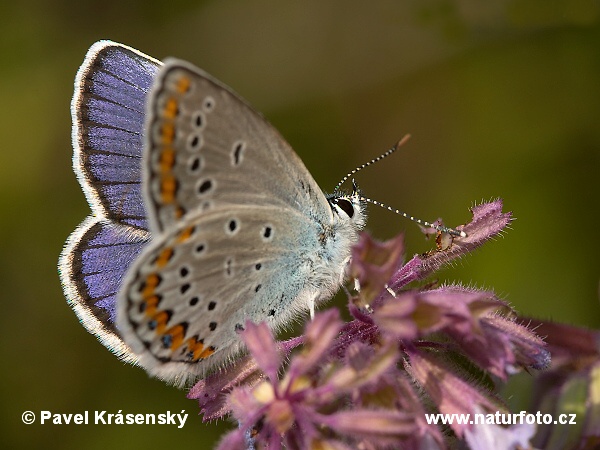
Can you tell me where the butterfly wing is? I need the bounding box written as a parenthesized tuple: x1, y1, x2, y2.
(142, 59, 333, 234)
(122, 59, 345, 383)
(117, 204, 330, 383)
(72, 40, 162, 230)
(60, 41, 159, 360)
(59, 218, 149, 362)
(62, 43, 352, 383)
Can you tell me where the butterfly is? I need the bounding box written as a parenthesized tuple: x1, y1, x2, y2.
(59, 41, 368, 385)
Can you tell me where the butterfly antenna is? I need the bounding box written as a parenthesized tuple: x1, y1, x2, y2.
(334, 134, 411, 192)
(337, 135, 467, 237)
(359, 193, 467, 238)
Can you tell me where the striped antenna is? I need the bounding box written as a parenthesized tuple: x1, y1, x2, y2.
(359, 195, 467, 238)
(337, 136, 467, 238)
(334, 135, 411, 192)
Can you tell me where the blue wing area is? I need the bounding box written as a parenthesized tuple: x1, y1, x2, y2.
(72, 41, 162, 230)
(59, 217, 151, 361)
(62, 41, 161, 360)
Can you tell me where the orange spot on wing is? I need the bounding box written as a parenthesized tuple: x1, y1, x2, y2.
(142, 273, 160, 298)
(151, 310, 171, 334)
(199, 346, 215, 359)
(155, 247, 173, 268)
(186, 337, 213, 361)
(176, 76, 190, 94)
(176, 226, 194, 243)
(161, 175, 177, 204)
(164, 324, 186, 350)
(160, 148, 176, 173)
(161, 122, 175, 145)
(164, 97, 178, 119)
(143, 295, 160, 316)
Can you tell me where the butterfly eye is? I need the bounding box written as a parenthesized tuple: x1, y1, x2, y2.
(334, 198, 355, 218)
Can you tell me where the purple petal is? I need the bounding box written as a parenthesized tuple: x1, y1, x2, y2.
(398, 286, 525, 379)
(188, 336, 304, 421)
(320, 409, 415, 445)
(331, 320, 381, 361)
(416, 285, 509, 333)
(347, 302, 375, 323)
(215, 429, 248, 450)
(187, 354, 263, 421)
(242, 321, 281, 381)
(392, 372, 447, 450)
(372, 292, 418, 340)
(290, 309, 342, 375)
(279, 335, 305, 354)
(227, 386, 266, 424)
(520, 318, 598, 368)
(389, 199, 512, 291)
(350, 232, 405, 307)
(452, 324, 516, 380)
(482, 316, 550, 371)
(344, 340, 378, 371)
(405, 349, 500, 437)
(324, 341, 398, 393)
(265, 399, 295, 434)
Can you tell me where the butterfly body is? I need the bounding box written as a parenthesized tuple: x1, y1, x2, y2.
(60, 41, 366, 384)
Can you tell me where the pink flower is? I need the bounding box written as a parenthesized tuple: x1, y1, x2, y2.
(188, 200, 551, 449)
(216, 310, 414, 449)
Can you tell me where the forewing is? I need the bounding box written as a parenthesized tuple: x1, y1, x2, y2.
(72, 41, 162, 230)
(143, 59, 332, 233)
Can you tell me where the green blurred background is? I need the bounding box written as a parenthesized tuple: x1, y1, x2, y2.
(1, 1, 599, 448)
